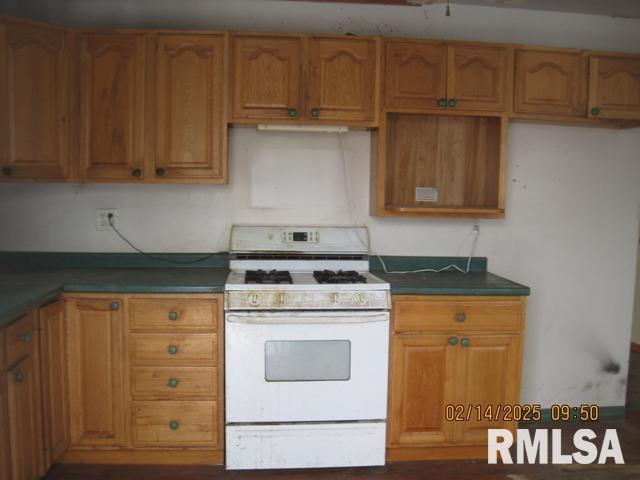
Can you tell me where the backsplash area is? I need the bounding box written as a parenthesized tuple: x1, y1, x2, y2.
(0, 122, 639, 412)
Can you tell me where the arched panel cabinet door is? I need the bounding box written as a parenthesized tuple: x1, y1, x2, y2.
(77, 33, 146, 182)
(66, 296, 126, 448)
(307, 37, 378, 123)
(154, 34, 227, 183)
(588, 55, 640, 120)
(514, 48, 587, 117)
(230, 34, 303, 121)
(39, 300, 70, 468)
(384, 41, 448, 110)
(0, 19, 70, 181)
(447, 45, 508, 113)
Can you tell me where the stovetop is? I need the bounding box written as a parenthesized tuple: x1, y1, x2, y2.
(313, 270, 367, 284)
(225, 270, 389, 292)
(244, 269, 370, 285)
(245, 270, 293, 284)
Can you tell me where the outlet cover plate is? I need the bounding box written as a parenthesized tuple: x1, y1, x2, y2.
(97, 208, 118, 231)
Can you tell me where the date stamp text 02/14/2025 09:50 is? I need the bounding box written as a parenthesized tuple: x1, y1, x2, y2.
(445, 403, 601, 423)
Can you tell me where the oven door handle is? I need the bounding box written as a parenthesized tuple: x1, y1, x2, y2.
(225, 313, 389, 325)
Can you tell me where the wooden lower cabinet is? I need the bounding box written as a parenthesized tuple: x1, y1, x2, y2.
(6, 356, 43, 480)
(453, 334, 521, 444)
(61, 293, 224, 466)
(0, 390, 8, 480)
(66, 296, 127, 448)
(388, 334, 457, 447)
(39, 300, 70, 467)
(0, 293, 224, 475)
(127, 294, 224, 461)
(387, 296, 526, 461)
(0, 329, 9, 480)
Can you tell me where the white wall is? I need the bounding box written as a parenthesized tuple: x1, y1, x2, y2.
(3, 0, 640, 53)
(633, 243, 640, 346)
(1, 0, 640, 408)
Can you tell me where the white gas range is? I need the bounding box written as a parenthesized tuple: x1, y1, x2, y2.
(224, 225, 391, 470)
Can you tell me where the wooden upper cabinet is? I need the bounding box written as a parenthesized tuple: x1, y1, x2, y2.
(154, 34, 226, 182)
(39, 300, 69, 467)
(448, 45, 507, 112)
(307, 37, 377, 122)
(589, 55, 640, 119)
(231, 34, 378, 124)
(385, 41, 447, 109)
(514, 49, 586, 117)
(0, 20, 70, 180)
(231, 35, 302, 121)
(383, 41, 507, 113)
(78, 33, 146, 181)
(387, 334, 457, 447)
(66, 296, 126, 447)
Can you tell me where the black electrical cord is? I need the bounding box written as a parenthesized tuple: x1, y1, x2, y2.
(107, 214, 224, 265)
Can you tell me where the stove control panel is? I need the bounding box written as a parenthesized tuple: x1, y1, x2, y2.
(282, 230, 319, 243)
(226, 290, 390, 311)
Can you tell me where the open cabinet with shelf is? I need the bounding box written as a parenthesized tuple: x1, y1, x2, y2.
(371, 112, 507, 218)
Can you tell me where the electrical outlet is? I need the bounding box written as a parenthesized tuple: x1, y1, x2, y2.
(97, 209, 118, 231)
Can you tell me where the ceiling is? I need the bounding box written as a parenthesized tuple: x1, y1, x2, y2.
(286, 0, 640, 19)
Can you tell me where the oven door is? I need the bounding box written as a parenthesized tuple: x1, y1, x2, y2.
(225, 310, 389, 423)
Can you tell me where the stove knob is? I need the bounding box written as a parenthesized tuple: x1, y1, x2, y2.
(274, 292, 289, 305)
(247, 292, 263, 307)
(353, 292, 368, 306)
(332, 293, 342, 305)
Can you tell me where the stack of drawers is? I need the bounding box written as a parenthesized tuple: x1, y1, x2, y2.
(2, 311, 45, 479)
(128, 295, 223, 449)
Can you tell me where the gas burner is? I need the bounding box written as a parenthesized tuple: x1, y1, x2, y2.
(313, 270, 367, 284)
(245, 269, 293, 284)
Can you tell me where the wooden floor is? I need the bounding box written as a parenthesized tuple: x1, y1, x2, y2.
(46, 351, 640, 480)
(43, 412, 640, 480)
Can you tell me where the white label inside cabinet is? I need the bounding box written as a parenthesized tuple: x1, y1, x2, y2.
(416, 187, 438, 202)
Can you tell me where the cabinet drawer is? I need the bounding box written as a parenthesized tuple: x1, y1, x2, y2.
(131, 366, 217, 398)
(5, 312, 36, 366)
(129, 297, 218, 332)
(393, 297, 523, 332)
(130, 333, 217, 364)
(132, 401, 219, 447)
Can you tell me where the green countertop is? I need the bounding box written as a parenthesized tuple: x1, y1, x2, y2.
(0, 268, 229, 326)
(0, 254, 530, 327)
(375, 271, 530, 296)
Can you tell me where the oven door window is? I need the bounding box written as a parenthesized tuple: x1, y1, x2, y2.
(265, 340, 351, 382)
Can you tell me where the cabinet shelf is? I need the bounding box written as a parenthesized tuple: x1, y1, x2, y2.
(371, 112, 507, 218)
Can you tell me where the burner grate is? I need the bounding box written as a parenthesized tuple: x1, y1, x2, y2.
(313, 270, 367, 284)
(245, 269, 293, 284)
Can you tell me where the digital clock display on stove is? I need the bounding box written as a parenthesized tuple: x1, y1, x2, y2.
(292, 232, 308, 242)
(282, 230, 319, 243)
